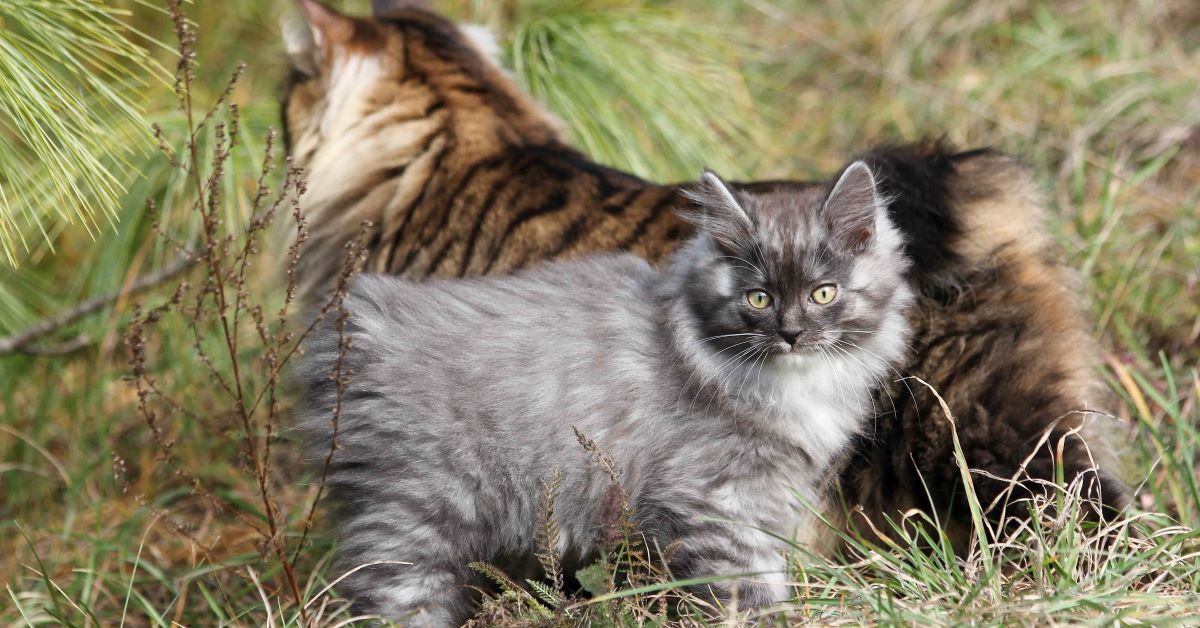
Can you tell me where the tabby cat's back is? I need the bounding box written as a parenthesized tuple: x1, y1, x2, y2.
(283, 0, 683, 300)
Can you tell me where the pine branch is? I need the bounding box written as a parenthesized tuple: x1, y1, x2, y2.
(0, 248, 197, 355)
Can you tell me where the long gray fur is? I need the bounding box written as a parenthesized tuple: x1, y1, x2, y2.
(294, 161, 914, 625)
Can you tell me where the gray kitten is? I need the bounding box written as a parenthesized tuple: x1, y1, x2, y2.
(295, 162, 913, 625)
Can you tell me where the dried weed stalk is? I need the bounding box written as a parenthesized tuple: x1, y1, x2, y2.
(120, 0, 366, 621)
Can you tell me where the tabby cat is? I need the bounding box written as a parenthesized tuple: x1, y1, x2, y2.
(296, 164, 913, 624)
(283, 0, 1126, 554)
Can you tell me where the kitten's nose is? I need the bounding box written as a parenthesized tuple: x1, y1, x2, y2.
(780, 329, 803, 345)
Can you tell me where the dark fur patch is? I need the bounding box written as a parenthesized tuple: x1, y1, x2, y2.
(855, 141, 973, 281)
(840, 260, 1128, 549)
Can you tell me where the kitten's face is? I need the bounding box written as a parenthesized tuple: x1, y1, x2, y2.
(677, 164, 909, 368)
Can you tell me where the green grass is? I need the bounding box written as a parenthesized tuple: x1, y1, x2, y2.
(2, 0, 1198, 625)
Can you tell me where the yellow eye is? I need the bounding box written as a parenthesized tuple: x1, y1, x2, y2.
(746, 290, 772, 309)
(812, 284, 837, 305)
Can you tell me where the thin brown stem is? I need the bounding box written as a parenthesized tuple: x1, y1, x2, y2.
(0, 249, 197, 355)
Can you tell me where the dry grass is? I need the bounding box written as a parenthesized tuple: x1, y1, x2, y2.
(1, 0, 1198, 625)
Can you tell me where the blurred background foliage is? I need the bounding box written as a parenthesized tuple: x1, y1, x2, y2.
(1, 0, 1198, 623)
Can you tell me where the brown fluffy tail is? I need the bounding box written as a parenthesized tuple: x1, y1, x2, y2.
(836, 141, 1130, 551)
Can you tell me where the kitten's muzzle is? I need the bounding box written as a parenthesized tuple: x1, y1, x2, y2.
(776, 329, 819, 353)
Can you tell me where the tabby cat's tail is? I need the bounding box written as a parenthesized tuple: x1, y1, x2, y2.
(842, 141, 1129, 548)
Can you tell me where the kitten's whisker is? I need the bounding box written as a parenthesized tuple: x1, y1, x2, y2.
(754, 340, 769, 391)
(827, 340, 893, 425)
(712, 348, 756, 415)
(727, 342, 768, 400)
(832, 338, 919, 410)
(834, 338, 913, 386)
(708, 343, 765, 414)
(825, 328, 920, 354)
(714, 255, 767, 278)
(676, 338, 760, 408)
(697, 333, 761, 344)
(822, 343, 869, 417)
(814, 344, 851, 415)
(747, 237, 770, 280)
(674, 337, 756, 401)
(732, 341, 770, 404)
(699, 344, 759, 419)
(747, 343, 771, 399)
(688, 342, 761, 415)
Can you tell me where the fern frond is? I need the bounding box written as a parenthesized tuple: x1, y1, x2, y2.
(525, 578, 564, 609)
(535, 467, 565, 594)
(469, 561, 555, 621)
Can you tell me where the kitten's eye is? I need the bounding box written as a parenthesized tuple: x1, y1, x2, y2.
(746, 290, 772, 309)
(811, 284, 837, 305)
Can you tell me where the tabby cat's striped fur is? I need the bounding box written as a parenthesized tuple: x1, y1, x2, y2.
(283, 0, 684, 301)
(284, 0, 1126, 564)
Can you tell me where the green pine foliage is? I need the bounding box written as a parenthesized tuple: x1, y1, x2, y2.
(0, 0, 162, 265)
(504, 0, 768, 180)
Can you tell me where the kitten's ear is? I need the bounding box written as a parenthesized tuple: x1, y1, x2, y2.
(824, 161, 881, 251)
(680, 170, 755, 249)
(372, 0, 432, 17)
(294, 0, 356, 53)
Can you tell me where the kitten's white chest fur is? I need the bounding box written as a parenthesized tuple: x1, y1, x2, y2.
(767, 348, 883, 464)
